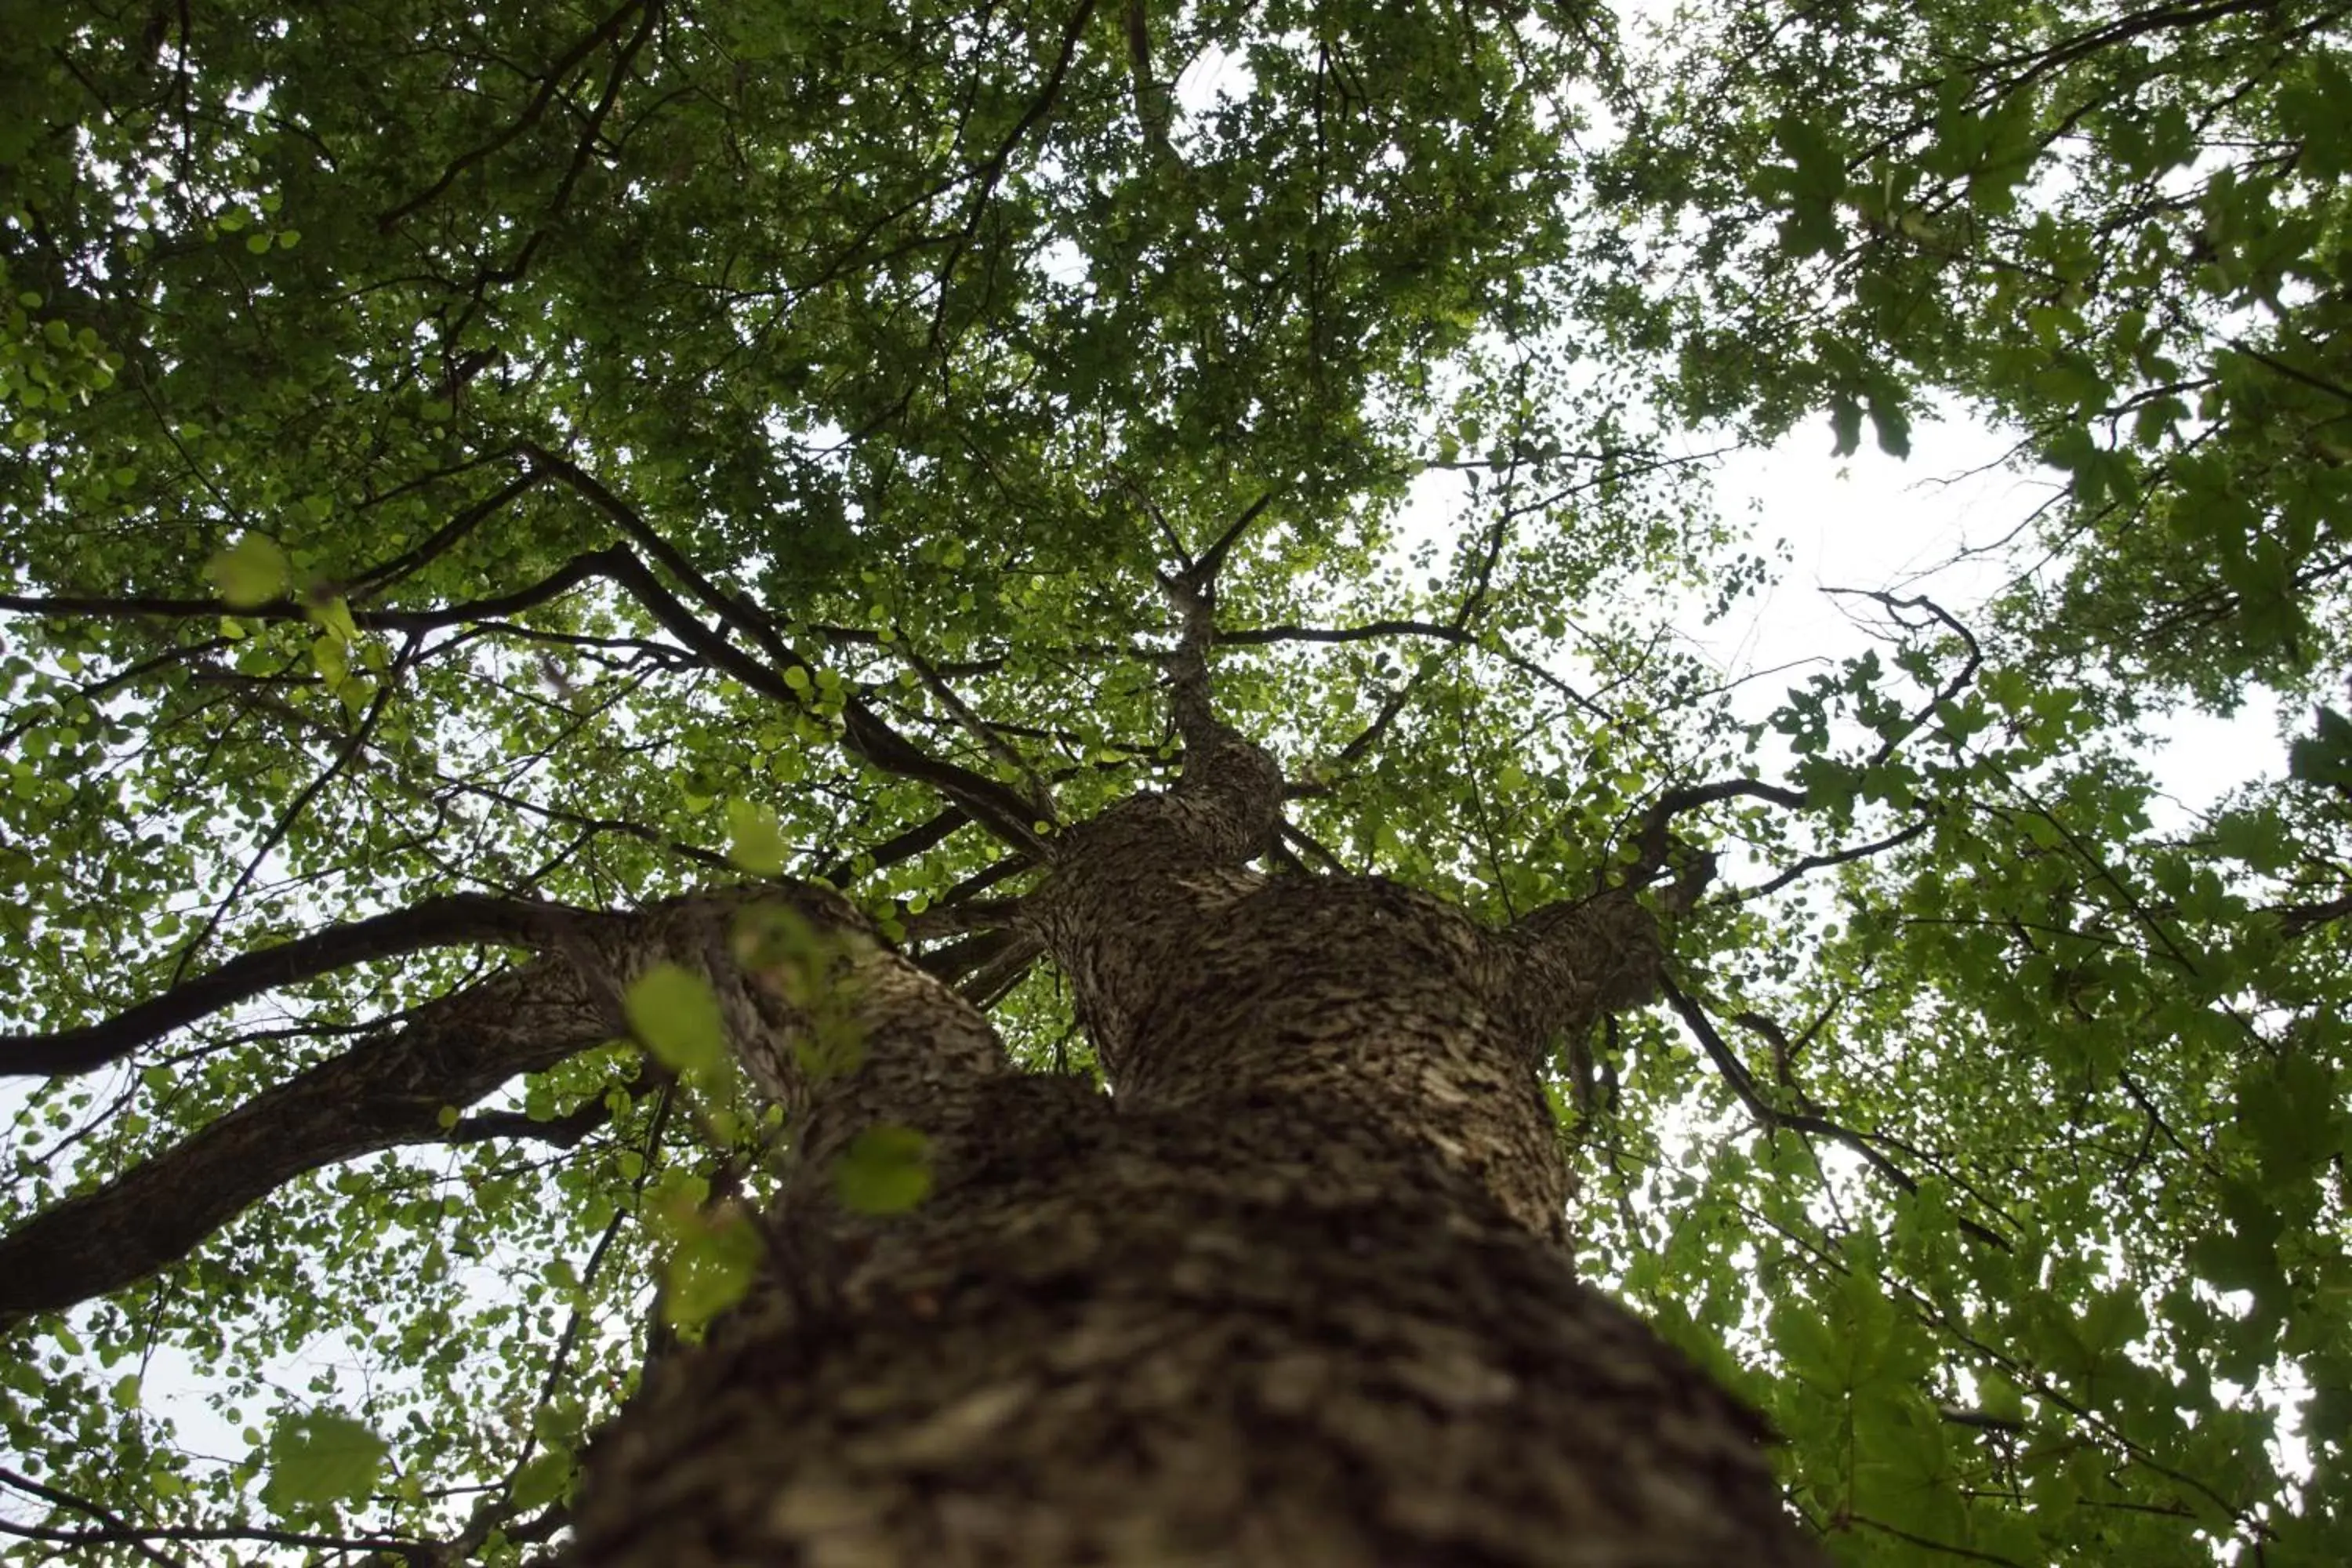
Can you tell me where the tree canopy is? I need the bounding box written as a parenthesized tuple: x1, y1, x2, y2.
(1, 1, 2347, 1564)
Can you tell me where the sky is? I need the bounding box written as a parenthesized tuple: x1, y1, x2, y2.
(1696, 408, 2284, 826)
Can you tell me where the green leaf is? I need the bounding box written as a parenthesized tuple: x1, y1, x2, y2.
(509, 1450, 573, 1512)
(1828, 394, 1863, 458)
(261, 1410, 388, 1512)
(205, 535, 291, 608)
(727, 799, 789, 875)
(2288, 707, 2352, 791)
(662, 1206, 764, 1330)
(623, 964, 727, 1075)
(1866, 393, 1911, 459)
(834, 1124, 933, 1214)
(309, 594, 361, 644)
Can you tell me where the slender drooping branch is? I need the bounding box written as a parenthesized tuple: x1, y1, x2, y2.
(1659, 975, 2011, 1251)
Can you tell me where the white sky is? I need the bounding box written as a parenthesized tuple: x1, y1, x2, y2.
(1696, 410, 2282, 825)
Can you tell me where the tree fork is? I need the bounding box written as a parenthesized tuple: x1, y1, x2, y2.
(568, 867, 1823, 1566)
(567, 602, 1823, 1565)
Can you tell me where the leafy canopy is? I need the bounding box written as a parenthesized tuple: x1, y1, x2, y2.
(2, 2, 2349, 1566)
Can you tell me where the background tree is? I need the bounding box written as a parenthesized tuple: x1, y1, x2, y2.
(0, 1, 2345, 1565)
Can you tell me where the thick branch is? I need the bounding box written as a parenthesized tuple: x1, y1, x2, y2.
(640, 887, 1007, 1228)
(1500, 887, 1671, 1044)
(1624, 777, 1812, 895)
(447, 1095, 613, 1146)
(0, 959, 612, 1319)
(1151, 532, 1283, 851)
(2, 894, 584, 1078)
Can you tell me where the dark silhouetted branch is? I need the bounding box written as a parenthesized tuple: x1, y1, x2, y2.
(3, 895, 586, 1079)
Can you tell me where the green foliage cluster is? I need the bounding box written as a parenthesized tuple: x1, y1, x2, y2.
(0, 1, 2347, 1564)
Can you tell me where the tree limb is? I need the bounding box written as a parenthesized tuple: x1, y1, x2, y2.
(0, 958, 612, 1319)
(2, 894, 589, 1078)
(1658, 975, 2011, 1250)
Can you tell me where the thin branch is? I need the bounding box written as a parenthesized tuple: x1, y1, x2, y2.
(349, 467, 543, 601)
(373, 0, 653, 230)
(898, 643, 1054, 818)
(1188, 490, 1276, 590)
(0, 1465, 181, 1568)
(1625, 777, 1810, 891)
(1732, 815, 1936, 903)
(1225, 618, 1606, 721)
(1820, 587, 1985, 771)
(1659, 974, 2011, 1250)
(0, 546, 628, 634)
(445, 1095, 613, 1147)
(167, 635, 420, 988)
(1279, 818, 1351, 876)
(523, 449, 1053, 857)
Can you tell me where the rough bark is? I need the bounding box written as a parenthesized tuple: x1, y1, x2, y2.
(563, 620, 1827, 1566)
(0, 590, 1827, 1563)
(572, 1078, 1813, 1567)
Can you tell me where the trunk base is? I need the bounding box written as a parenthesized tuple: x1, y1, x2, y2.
(572, 1080, 1818, 1567)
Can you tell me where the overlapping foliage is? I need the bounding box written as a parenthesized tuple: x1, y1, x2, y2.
(1, 1, 2346, 1564)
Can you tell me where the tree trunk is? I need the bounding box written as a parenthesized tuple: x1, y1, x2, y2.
(564, 632, 1825, 1567)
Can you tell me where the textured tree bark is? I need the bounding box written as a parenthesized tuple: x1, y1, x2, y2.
(564, 617, 1827, 1566)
